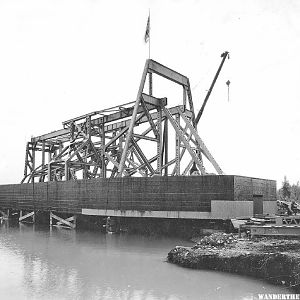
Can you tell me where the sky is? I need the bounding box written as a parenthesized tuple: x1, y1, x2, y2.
(0, 0, 299, 188)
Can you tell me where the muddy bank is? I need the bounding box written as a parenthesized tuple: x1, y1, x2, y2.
(167, 233, 300, 291)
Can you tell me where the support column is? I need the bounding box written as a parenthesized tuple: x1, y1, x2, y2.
(183, 85, 187, 108)
(101, 122, 106, 178)
(23, 143, 29, 179)
(65, 162, 69, 181)
(31, 143, 35, 183)
(48, 150, 52, 181)
(42, 142, 45, 168)
(175, 114, 181, 175)
(163, 119, 168, 176)
(157, 107, 162, 175)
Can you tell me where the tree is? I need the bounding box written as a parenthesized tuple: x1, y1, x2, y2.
(279, 176, 291, 200)
(291, 181, 300, 201)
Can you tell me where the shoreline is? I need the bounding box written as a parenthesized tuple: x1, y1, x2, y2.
(167, 233, 300, 292)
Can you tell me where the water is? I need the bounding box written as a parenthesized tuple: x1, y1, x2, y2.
(0, 222, 292, 300)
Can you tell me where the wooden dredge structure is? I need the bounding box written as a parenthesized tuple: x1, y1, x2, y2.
(0, 54, 277, 229)
(22, 58, 225, 183)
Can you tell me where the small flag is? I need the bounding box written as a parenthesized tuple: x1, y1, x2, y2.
(144, 15, 150, 43)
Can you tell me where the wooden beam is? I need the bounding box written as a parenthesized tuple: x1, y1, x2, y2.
(183, 159, 194, 175)
(140, 97, 159, 138)
(126, 158, 146, 177)
(175, 114, 180, 175)
(56, 216, 76, 226)
(118, 60, 149, 176)
(132, 134, 157, 142)
(163, 119, 168, 176)
(161, 158, 176, 170)
(148, 59, 189, 86)
(104, 153, 128, 176)
(50, 212, 76, 229)
(130, 138, 155, 175)
(0, 209, 9, 220)
(128, 154, 158, 176)
(19, 211, 35, 222)
(141, 93, 167, 107)
(177, 107, 223, 175)
(31, 106, 189, 142)
(31, 128, 69, 143)
(157, 107, 162, 175)
(163, 107, 206, 174)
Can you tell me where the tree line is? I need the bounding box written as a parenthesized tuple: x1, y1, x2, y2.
(278, 176, 300, 202)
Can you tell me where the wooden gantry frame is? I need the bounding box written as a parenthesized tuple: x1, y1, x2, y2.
(22, 59, 224, 183)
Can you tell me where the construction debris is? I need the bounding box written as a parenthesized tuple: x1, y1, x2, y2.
(193, 232, 237, 248)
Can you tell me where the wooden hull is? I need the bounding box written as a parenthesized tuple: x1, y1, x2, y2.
(0, 175, 276, 220)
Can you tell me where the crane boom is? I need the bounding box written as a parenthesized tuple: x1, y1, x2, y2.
(195, 51, 229, 124)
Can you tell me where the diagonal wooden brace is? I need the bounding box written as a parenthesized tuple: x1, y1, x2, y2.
(177, 107, 223, 175)
(19, 211, 35, 222)
(56, 216, 76, 226)
(0, 209, 9, 220)
(50, 212, 76, 229)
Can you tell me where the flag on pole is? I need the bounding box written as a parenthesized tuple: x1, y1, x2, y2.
(144, 15, 150, 43)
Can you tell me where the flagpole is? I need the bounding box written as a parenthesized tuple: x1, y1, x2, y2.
(148, 9, 151, 59)
(148, 10, 152, 95)
(149, 31, 150, 59)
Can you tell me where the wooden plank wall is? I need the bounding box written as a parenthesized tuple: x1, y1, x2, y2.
(0, 176, 235, 214)
(234, 176, 276, 202)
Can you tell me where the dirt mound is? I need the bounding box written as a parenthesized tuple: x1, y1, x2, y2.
(168, 234, 300, 291)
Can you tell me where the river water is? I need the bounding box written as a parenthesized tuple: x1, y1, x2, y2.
(0, 222, 291, 300)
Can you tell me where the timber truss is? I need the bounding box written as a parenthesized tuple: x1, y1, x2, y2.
(22, 59, 224, 183)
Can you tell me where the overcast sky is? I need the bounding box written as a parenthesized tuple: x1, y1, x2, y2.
(0, 0, 299, 187)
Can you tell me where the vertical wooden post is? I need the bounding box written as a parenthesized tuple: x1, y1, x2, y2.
(164, 119, 168, 176)
(48, 150, 52, 181)
(157, 108, 162, 175)
(42, 142, 45, 167)
(24, 143, 29, 178)
(84, 116, 91, 179)
(31, 143, 35, 183)
(71, 122, 75, 141)
(48, 163, 51, 182)
(101, 122, 106, 178)
(87, 116, 91, 139)
(175, 114, 181, 175)
(183, 86, 186, 108)
(65, 162, 69, 181)
(59, 142, 63, 153)
(149, 72, 153, 96)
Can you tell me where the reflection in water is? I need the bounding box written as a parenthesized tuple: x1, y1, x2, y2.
(0, 222, 292, 300)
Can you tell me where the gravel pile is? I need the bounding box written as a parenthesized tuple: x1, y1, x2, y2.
(193, 232, 237, 248)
